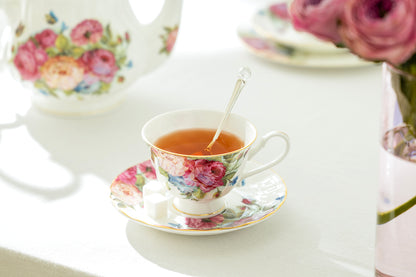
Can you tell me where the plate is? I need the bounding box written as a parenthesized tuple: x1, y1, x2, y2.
(237, 24, 371, 68)
(110, 160, 287, 235)
(251, 3, 345, 54)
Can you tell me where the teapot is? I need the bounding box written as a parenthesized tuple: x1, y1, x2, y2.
(1, 0, 182, 116)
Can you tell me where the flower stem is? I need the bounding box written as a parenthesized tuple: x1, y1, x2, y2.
(377, 194, 416, 224)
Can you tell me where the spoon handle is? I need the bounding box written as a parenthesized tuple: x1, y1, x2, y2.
(206, 67, 251, 150)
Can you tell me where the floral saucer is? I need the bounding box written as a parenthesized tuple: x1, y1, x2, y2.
(237, 23, 370, 68)
(251, 3, 345, 54)
(110, 160, 287, 235)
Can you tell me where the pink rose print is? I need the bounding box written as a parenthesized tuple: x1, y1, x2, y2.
(232, 216, 254, 227)
(11, 14, 131, 97)
(138, 160, 156, 179)
(70, 19, 103, 46)
(34, 29, 58, 49)
(242, 37, 272, 51)
(184, 159, 226, 193)
(115, 165, 137, 185)
(166, 28, 178, 53)
(185, 214, 224, 229)
(157, 151, 188, 176)
(160, 25, 178, 54)
(79, 49, 118, 84)
(269, 2, 290, 20)
(13, 40, 48, 81)
(110, 181, 141, 206)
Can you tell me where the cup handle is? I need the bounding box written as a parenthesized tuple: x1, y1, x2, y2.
(241, 131, 290, 179)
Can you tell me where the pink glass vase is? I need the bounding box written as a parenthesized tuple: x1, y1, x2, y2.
(375, 63, 416, 277)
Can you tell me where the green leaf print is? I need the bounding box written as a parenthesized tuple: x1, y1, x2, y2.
(45, 47, 59, 57)
(108, 40, 119, 48)
(135, 175, 146, 191)
(34, 80, 58, 97)
(193, 188, 205, 200)
(55, 34, 69, 50)
(34, 80, 45, 89)
(70, 47, 85, 58)
(117, 56, 127, 67)
(63, 90, 75, 96)
(100, 35, 109, 44)
(105, 24, 113, 40)
(223, 171, 237, 183)
(158, 166, 169, 178)
(93, 82, 111, 95)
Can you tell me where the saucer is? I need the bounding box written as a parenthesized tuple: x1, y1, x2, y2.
(110, 160, 287, 235)
(251, 3, 345, 54)
(237, 24, 370, 68)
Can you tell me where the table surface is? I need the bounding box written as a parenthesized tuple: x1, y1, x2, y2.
(0, 1, 382, 276)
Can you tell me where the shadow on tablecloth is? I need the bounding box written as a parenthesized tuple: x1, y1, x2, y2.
(124, 206, 347, 277)
(0, 90, 165, 201)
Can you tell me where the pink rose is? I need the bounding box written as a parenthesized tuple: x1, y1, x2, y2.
(79, 49, 118, 83)
(184, 159, 226, 193)
(185, 214, 224, 229)
(70, 19, 103, 46)
(35, 29, 58, 49)
(339, 0, 416, 65)
(270, 3, 290, 20)
(115, 165, 137, 185)
(290, 0, 346, 43)
(138, 160, 156, 179)
(13, 40, 48, 81)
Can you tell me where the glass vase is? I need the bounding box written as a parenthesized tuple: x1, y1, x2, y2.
(375, 63, 416, 277)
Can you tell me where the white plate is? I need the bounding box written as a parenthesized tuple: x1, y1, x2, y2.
(238, 24, 371, 68)
(110, 160, 287, 236)
(251, 3, 345, 54)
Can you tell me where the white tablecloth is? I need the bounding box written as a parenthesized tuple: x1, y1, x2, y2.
(0, 0, 381, 276)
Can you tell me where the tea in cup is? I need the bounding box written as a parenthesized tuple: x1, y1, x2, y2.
(141, 109, 289, 218)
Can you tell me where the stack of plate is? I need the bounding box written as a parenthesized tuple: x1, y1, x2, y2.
(237, 3, 370, 68)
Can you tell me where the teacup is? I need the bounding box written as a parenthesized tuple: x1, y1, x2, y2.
(141, 109, 290, 218)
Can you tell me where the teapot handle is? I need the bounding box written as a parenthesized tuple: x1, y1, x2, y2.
(0, 0, 23, 67)
(129, 0, 183, 75)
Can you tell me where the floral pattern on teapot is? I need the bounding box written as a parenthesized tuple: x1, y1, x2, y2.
(159, 25, 178, 55)
(11, 12, 133, 98)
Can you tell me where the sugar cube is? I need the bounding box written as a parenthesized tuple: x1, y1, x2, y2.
(143, 180, 165, 198)
(144, 193, 168, 219)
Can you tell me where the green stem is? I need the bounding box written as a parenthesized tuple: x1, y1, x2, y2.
(377, 194, 416, 224)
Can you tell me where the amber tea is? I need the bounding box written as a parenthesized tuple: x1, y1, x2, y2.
(154, 128, 244, 155)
